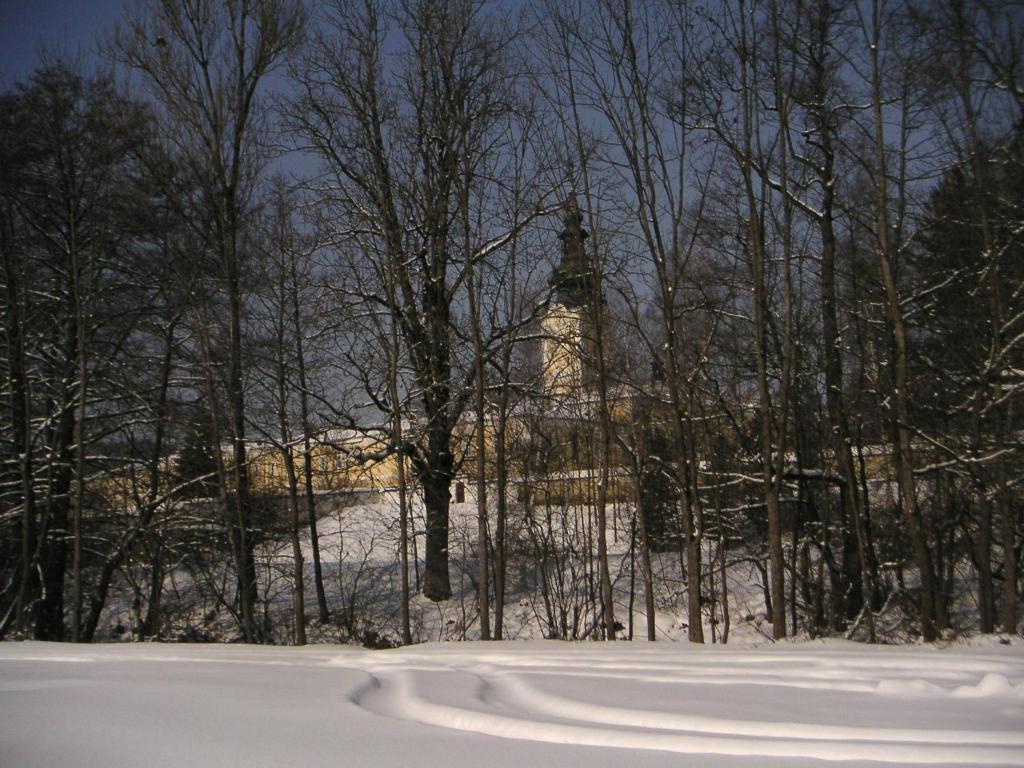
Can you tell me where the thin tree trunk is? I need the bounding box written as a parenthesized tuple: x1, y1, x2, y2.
(226, 233, 259, 643)
(385, 258, 413, 646)
(3, 226, 37, 637)
(70, 216, 88, 643)
(864, 0, 937, 641)
(768, 0, 798, 640)
(554, 17, 617, 636)
(394, 417, 413, 646)
(626, 415, 657, 641)
(283, 448, 306, 646)
(1000, 403, 1017, 632)
(191, 302, 249, 642)
(275, 259, 306, 646)
(719, 524, 730, 644)
(465, 209, 490, 640)
(493, 393, 509, 640)
(35, 305, 79, 641)
(81, 317, 176, 643)
(568, 197, 615, 643)
(288, 249, 329, 625)
(141, 541, 162, 638)
(802, 0, 876, 642)
(739, 0, 786, 638)
(627, 509, 636, 640)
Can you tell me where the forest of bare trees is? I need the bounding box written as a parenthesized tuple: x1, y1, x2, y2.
(1, 0, 1021, 646)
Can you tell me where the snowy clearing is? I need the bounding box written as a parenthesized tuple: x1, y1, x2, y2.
(2, 639, 1023, 768)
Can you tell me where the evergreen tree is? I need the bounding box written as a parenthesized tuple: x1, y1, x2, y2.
(175, 416, 220, 500)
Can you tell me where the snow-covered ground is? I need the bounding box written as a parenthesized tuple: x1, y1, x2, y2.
(95, 488, 1000, 646)
(3, 639, 1023, 767)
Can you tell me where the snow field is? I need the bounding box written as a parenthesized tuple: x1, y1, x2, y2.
(346, 642, 1024, 765)
(289, 494, 791, 645)
(2, 639, 1022, 767)
(101, 489, 990, 647)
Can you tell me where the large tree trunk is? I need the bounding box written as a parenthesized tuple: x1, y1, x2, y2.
(421, 463, 453, 602)
(417, 237, 456, 604)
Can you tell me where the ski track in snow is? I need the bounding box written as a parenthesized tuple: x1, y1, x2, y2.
(343, 646, 1024, 765)
(4, 641, 1023, 766)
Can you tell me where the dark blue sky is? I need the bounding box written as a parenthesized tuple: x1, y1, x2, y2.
(0, 0, 125, 85)
(0, 0, 318, 178)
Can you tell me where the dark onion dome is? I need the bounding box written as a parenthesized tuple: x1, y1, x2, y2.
(550, 198, 601, 309)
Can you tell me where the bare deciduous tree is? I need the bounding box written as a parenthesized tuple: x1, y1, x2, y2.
(113, 0, 306, 642)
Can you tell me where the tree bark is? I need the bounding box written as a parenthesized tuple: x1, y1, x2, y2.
(2, 217, 37, 637)
(289, 249, 330, 625)
(865, 0, 938, 641)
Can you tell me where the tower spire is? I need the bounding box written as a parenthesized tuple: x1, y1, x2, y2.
(550, 197, 592, 308)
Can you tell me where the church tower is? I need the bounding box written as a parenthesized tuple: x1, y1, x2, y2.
(540, 199, 599, 396)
